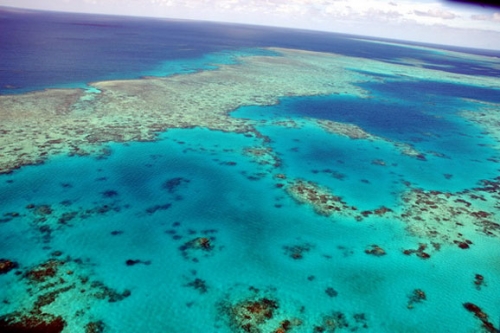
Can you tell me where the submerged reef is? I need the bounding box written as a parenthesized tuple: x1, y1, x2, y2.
(279, 171, 500, 247)
(364, 244, 386, 256)
(0, 259, 18, 275)
(0, 313, 66, 333)
(165, 226, 221, 262)
(285, 179, 355, 217)
(230, 297, 279, 332)
(8, 196, 128, 244)
(397, 184, 500, 244)
(1, 48, 499, 174)
(0, 48, 366, 174)
(0, 255, 131, 333)
(283, 243, 314, 260)
(402, 243, 433, 259)
(406, 289, 427, 309)
(463, 302, 498, 333)
(314, 118, 424, 159)
(217, 284, 370, 333)
(243, 146, 281, 168)
(218, 287, 304, 333)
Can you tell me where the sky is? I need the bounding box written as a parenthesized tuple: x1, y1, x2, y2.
(1, 0, 500, 50)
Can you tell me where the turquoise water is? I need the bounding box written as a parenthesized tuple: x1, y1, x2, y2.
(2, 11, 500, 333)
(2, 123, 500, 332)
(233, 88, 500, 197)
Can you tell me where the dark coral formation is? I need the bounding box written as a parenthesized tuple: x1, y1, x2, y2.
(402, 243, 432, 259)
(311, 168, 347, 181)
(473, 274, 486, 290)
(218, 285, 370, 333)
(185, 278, 209, 294)
(313, 311, 368, 332)
(0, 211, 21, 223)
(273, 318, 302, 333)
(453, 239, 473, 249)
(1, 256, 129, 333)
(225, 291, 302, 333)
(125, 259, 151, 266)
(184, 237, 213, 251)
(243, 146, 281, 167)
(315, 118, 422, 159)
(285, 179, 355, 217)
(101, 190, 119, 198)
(229, 297, 279, 333)
(21, 198, 127, 243)
(166, 226, 221, 260)
(85, 320, 105, 333)
(90, 281, 131, 302)
(324, 287, 338, 298)
(406, 289, 427, 309)
(162, 177, 190, 193)
(283, 243, 314, 260)
(371, 159, 386, 166)
(24, 259, 62, 283)
(145, 203, 171, 214)
(463, 302, 498, 333)
(34, 205, 53, 217)
(176, 229, 219, 262)
(0, 314, 66, 333)
(372, 206, 393, 216)
(34, 286, 72, 309)
(364, 245, 386, 256)
(399, 186, 500, 243)
(283, 178, 395, 222)
(0, 259, 18, 275)
(315, 312, 349, 332)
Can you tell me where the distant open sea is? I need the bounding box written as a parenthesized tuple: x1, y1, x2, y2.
(1, 8, 500, 95)
(1, 7, 500, 333)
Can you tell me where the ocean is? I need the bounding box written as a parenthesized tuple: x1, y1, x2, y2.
(1, 7, 500, 333)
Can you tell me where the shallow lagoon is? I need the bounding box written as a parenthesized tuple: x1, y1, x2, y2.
(1, 9, 500, 333)
(2, 126, 500, 332)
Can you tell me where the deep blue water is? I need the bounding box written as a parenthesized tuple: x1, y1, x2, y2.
(262, 80, 500, 142)
(2, 7, 500, 94)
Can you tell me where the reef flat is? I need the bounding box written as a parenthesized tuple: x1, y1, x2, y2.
(1, 48, 499, 174)
(314, 118, 424, 158)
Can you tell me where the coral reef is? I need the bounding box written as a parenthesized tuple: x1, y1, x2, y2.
(463, 302, 498, 333)
(243, 146, 281, 168)
(0, 314, 66, 333)
(402, 243, 433, 260)
(171, 227, 220, 262)
(2, 46, 497, 176)
(229, 297, 279, 333)
(85, 320, 105, 333)
(473, 274, 486, 290)
(162, 177, 190, 193)
(407, 289, 427, 309)
(1, 256, 130, 333)
(24, 259, 62, 283)
(314, 118, 423, 159)
(184, 278, 209, 294)
(125, 259, 151, 266)
(398, 185, 500, 244)
(364, 244, 386, 256)
(283, 243, 314, 260)
(324, 287, 338, 298)
(285, 179, 355, 217)
(0, 259, 18, 275)
(313, 311, 368, 332)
